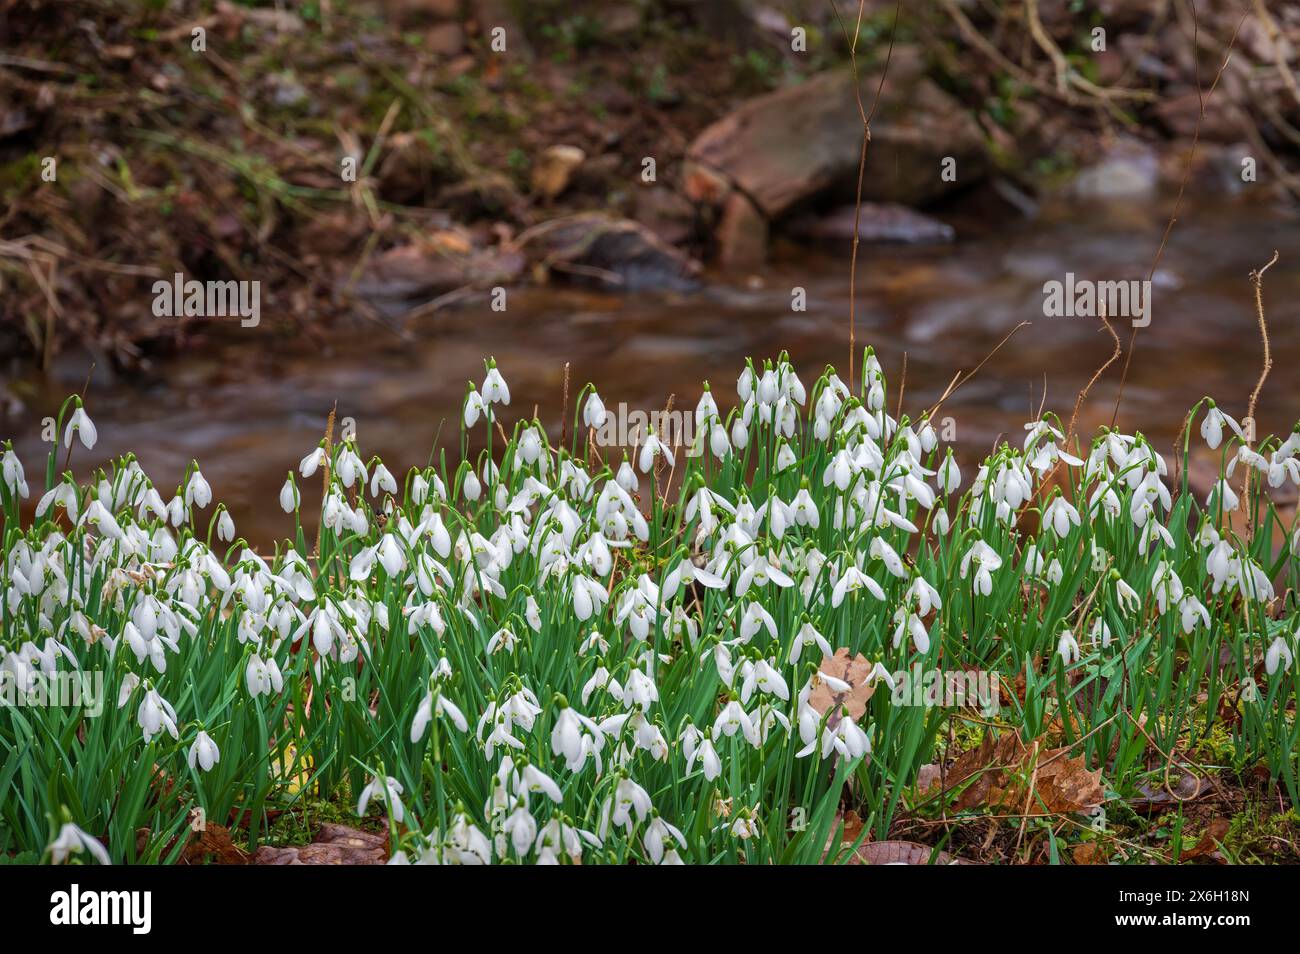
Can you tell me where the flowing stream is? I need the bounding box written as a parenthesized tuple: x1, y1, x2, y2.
(7, 194, 1298, 546)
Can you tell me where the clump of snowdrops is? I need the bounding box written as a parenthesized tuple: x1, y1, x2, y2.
(1, 350, 1297, 865)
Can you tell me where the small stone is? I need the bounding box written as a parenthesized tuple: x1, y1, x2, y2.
(531, 145, 586, 200)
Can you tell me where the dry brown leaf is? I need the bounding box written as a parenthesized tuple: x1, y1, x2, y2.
(1180, 818, 1230, 863)
(840, 810, 865, 845)
(1072, 842, 1107, 865)
(822, 809, 868, 862)
(1033, 747, 1107, 814)
(808, 648, 877, 721)
(932, 731, 1106, 815)
(181, 822, 248, 865)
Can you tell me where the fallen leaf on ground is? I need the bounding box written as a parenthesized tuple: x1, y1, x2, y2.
(1180, 818, 1230, 863)
(181, 822, 248, 865)
(924, 731, 1106, 815)
(808, 648, 877, 720)
(1072, 842, 1107, 865)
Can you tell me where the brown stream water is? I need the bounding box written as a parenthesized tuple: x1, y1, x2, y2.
(5, 194, 1298, 547)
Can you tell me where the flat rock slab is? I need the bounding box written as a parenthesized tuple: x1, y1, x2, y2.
(790, 202, 955, 244)
(518, 212, 702, 292)
(346, 243, 526, 303)
(252, 823, 389, 865)
(854, 840, 975, 865)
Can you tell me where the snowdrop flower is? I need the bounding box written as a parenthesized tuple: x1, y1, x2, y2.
(730, 409, 750, 450)
(245, 652, 283, 697)
(959, 541, 1003, 596)
(47, 823, 110, 865)
(1043, 496, 1081, 537)
(869, 537, 908, 578)
(117, 672, 140, 709)
(486, 627, 518, 655)
(187, 731, 221, 772)
(357, 775, 405, 823)
(1207, 479, 1239, 512)
(1151, 562, 1185, 615)
(1178, 594, 1210, 634)
(623, 667, 660, 709)
(742, 657, 790, 702)
(81, 499, 123, 540)
(570, 574, 608, 621)
(832, 713, 871, 759)
(713, 699, 760, 746)
(299, 445, 327, 478)
(892, 609, 931, 653)
(463, 387, 491, 428)
(644, 815, 687, 865)
(481, 359, 510, 405)
(137, 687, 179, 741)
(1, 446, 28, 498)
(216, 509, 235, 542)
(738, 601, 778, 642)
(1114, 574, 1140, 614)
(1265, 635, 1294, 676)
(730, 811, 759, 840)
(370, 462, 397, 497)
(185, 466, 212, 510)
(517, 763, 565, 803)
(906, 576, 943, 616)
(411, 689, 468, 742)
(709, 418, 732, 460)
(64, 404, 98, 450)
(789, 620, 832, 665)
(790, 483, 820, 528)
(279, 474, 299, 513)
(583, 389, 608, 429)
(535, 816, 601, 864)
(831, 566, 886, 607)
(685, 732, 721, 781)
(736, 553, 794, 596)
(936, 451, 961, 494)
(1200, 402, 1243, 450)
(36, 480, 80, 523)
(551, 702, 604, 772)
(638, 429, 674, 473)
(601, 775, 652, 837)
(334, 446, 366, 488)
(463, 467, 482, 501)
(1057, 630, 1080, 665)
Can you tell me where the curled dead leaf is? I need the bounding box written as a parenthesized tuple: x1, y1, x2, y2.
(1180, 818, 1230, 863)
(181, 822, 248, 865)
(1072, 842, 1107, 865)
(928, 731, 1106, 815)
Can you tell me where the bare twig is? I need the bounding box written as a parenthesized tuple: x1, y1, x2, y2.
(1244, 250, 1279, 538)
(831, 0, 902, 386)
(1111, 4, 1248, 427)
